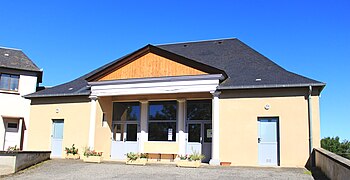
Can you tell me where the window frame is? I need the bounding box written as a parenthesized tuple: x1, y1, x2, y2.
(111, 101, 140, 142)
(185, 99, 213, 143)
(186, 99, 212, 121)
(148, 100, 178, 142)
(0, 73, 20, 92)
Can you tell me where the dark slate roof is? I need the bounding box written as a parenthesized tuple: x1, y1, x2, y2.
(157, 38, 325, 89)
(25, 38, 325, 98)
(0, 47, 41, 72)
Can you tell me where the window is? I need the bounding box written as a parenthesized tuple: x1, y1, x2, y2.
(148, 101, 177, 141)
(113, 102, 140, 121)
(8, 122, 18, 129)
(112, 102, 140, 141)
(0, 74, 19, 91)
(186, 100, 212, 120)
(186, 100, 212, 143)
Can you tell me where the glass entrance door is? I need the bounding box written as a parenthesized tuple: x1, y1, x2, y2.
(186, 122, 212, 163)
(187, 123, 202, 156)
(202, 123, 212, 162)
(111, 123, 139, 160)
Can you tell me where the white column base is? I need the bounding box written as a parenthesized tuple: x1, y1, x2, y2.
(209, 159, 221, 166)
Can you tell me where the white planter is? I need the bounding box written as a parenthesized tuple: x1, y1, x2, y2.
(176, 160, 201, 168)
(83, 156, 103, 163)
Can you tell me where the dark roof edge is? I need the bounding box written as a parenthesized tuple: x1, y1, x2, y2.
(154, 37, 237, 46)
(24, 92, 90, 99)
(218, 83, 326, 90)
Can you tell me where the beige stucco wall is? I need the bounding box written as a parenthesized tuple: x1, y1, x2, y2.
(219, 88, 321, 167)
(311, 96, 321, 149)
(26, 88, 321, 166)
(94, 96, 113, 159)
(26, 97, 91, 158)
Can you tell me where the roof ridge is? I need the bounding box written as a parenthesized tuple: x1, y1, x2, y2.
(155, 37, 237, 46)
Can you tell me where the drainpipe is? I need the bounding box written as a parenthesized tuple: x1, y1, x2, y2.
(308, 85, 313, 154)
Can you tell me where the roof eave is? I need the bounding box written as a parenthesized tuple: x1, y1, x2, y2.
(24, 92, 90, 99)
(218, 83, 326, 91)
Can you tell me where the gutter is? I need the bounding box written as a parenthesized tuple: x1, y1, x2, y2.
(308, 85, 313, 155)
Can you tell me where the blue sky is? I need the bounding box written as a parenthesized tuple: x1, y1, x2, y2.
(0, 1, 349, 140)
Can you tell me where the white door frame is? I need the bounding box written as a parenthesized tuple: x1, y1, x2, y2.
(258, 117, 280, 166)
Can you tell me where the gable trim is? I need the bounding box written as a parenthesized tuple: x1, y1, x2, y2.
(86, 45, 227, 82)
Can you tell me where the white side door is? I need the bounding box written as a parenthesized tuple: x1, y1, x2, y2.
(258, 118, 278, 166)
(4, 121, 20, 149)
(51, 120, 64, 158)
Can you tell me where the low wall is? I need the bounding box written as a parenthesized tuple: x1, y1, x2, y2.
(314, 148, 350, 180)
(0, 151, 51, 176)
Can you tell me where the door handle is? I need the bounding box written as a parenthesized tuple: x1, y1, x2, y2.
(200, 137, 203, 143)
(258, 138, 261, 143)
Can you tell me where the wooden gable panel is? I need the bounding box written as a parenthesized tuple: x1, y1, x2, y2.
(99, 53, 207, 81)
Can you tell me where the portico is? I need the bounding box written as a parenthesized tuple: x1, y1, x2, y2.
(87, 74, 223, 164)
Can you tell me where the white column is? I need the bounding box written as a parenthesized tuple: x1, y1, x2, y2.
(177, 99, 186, 156)
(88, 95, 98, 149)
(139, 100, 148, 152)
(209, 91, 221, 165)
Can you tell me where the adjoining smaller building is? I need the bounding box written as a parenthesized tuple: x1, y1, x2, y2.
(0, 47, 43, 151)
(25, 38, 325, 167)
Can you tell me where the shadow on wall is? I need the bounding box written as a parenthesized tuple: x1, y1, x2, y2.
(305, 150, 329, 180)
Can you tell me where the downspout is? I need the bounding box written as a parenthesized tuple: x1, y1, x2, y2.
(308, 85, 313, 154)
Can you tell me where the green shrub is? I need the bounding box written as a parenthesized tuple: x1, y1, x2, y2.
(321, 136, 350, 159)
(65, 144, 78, 155)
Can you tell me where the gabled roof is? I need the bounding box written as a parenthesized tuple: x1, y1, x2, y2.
(0, 47, 43, 82)
(25, 38, 325, 98)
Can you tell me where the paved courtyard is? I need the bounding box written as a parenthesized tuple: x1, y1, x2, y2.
(2, 159, 321, 180)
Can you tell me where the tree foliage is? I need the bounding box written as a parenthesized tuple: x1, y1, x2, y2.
(321, 136, 350, 159)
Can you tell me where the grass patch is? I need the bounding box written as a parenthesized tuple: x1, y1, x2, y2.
(303, 170, 312, 175)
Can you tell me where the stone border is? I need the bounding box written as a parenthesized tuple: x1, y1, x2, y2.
(314, 148, 350, 170)
(0, 151, 51, 176)
(314, 148, 350, 180)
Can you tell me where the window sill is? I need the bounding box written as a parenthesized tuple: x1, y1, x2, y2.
(0, 90, 20, 95)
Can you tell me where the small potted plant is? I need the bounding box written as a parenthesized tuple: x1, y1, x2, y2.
(83, 147, 103, 163)
(65, 144, 80, 159)
(139, 153, 148, 164)
(177, 154, 188, 162)
(126, 152, 147, 165)
(176, 151, 204, 168)
(7, 145, 20, 152)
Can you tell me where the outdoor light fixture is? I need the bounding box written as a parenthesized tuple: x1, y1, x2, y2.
(264, 104, 270, 110)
